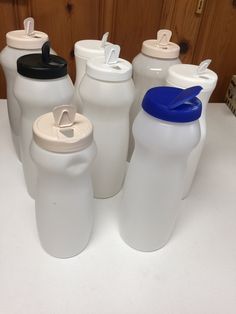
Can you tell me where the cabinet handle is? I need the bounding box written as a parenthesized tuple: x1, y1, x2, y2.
(196, 0, 205, 14)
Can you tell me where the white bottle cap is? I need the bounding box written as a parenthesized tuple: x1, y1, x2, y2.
(74, 32, 110, 59)
(167, 59, 218, 91)
(33, 105, 93, 153)
(141, 29, 180, 59)
(6, 17, 49, 50)
(86, 44, 132, 82)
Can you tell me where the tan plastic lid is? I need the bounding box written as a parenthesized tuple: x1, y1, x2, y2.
(33, 105, 93, 153)
(6, 17, 48, 50)
(74, 32, 110, 59)
(141, 29, 180, 59)
(167, 59, 218, 91)
(86, 44, 132, 82)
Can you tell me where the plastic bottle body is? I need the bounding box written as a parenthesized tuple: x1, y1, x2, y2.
(183, 90, 211, 197)
(31, 140, 96, 258)
(80, 74, 135, 198)
(120, 110, 200, 251)
(166, 62, 217, 197)
(73, 55, 88, 112)
(73, 39, 107, 113)
(14, 74, 74, 198)
(0, 46, 48, 160)
(166, 82, 212, 198)
(128, 53, 181, 160)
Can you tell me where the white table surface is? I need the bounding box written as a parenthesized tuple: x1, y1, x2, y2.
(0, 100, 236, 314)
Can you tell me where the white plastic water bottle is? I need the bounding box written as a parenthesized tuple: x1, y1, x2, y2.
(166, 60, 218, 198)
(80, 44, 135, 198)
(31, 105, 96, 258)
(0, 17, 53, 160)
(120, 86, 202, 252)
(73, 32, 110, 112)
(128, 29, 181, 160)
(14, 42, 74, 199)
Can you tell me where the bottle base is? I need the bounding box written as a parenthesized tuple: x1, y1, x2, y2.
(38, 236, 90, 259)
(120, 230, 171, 252)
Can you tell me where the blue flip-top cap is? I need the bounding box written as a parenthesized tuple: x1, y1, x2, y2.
(142, 86, 202, 123)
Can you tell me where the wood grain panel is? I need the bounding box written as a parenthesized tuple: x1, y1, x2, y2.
(70, 0, 100, 41)
(29, 0, 74, 80)
(160, 0, 204, 63)
(98, 0, 117, 38)
(30, 0, 100, 82)
(111, 0, 164, 62)
(13, 0, 31, 28)
(1, 0, 235, 102)
(0, 0, 21, 98)
(193, 0, 236, 101)
(159, 0, 176, 28)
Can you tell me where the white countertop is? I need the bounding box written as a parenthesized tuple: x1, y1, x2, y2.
(0, 100, 236, 314)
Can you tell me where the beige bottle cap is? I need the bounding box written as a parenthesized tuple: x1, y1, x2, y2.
(141, 29, 180, 59)
(33, 105, 93, 153)
(6, 17, 48, 50)
(86, 44, 132, 82)
(74, 32, 110, 59)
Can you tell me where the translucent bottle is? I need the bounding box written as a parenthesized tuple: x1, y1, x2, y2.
(80, 45, 135, 198)
(128, 29, 181, 160)
(0, 17, 52, 160)
(166, 60, 218, 198)
(73, 32, 110, 112)
(14, 42, 74, 199)
(31, 105, 96, 258)
(120, 86, 202, 252)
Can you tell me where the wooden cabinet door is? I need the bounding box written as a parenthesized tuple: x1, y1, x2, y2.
(1, 0, 236, 101)
(160, 0, 236, 101)
(0, 0, 29, 98)
(29, 0, 100, 81)
(0, 0, 101, 98)
(100, 0, 165, 61)
(193, 0, 236, 101)
(160, 0, 204, 64)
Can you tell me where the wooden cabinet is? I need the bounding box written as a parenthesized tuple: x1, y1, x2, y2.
(160, 0, 236, 101)
(160, 0, 204, 63)
(106, 0, 164, 61)
(192, 0, 236, 101)
(0, 0, 236, 101)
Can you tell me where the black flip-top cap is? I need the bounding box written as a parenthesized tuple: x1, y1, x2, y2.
(17, 41, 67, 79)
